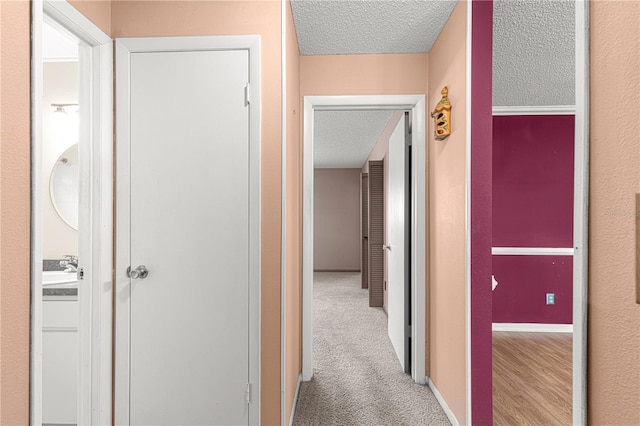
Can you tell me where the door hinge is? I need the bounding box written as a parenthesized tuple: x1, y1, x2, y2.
(77, 268, 85, 280)
(245, 383, 251, 404)
(244, 83, 250, 106)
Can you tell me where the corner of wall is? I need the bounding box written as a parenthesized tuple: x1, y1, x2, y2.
(68, 0, 112, 37)
(426, 0, 469, 423)
(284, 0, 302, 424)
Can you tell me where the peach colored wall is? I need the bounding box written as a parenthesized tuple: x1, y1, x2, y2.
(589, 1, 640, 424)
(111, 2, 283, 423)
(68, 0, 111, 36)
(314, 168, 362, 271)
(301, 53, 428, 97)
(427, 1, 467, 424)
(284, 1, 302, 424)
(0, 2, 31, 423)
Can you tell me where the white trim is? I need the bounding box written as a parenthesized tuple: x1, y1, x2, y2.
(114, 35, 261, 425)
(281, 0, 287, 423)
(428, 378, 460, 426)
(302, 98, 314, 381)
(31, 2, 113, 425)
(249, 38, 262, 426)
(114, 41, 132, 426)
(76, 42, 93, 426)
(288, 374, 302, 426)
(464, 0, 472, 422)
(43, 1, 111, 45)
(31, 4, 45, 424)
(411, 98, 427, 385)
(308, 95, 418, 109)
(94, 41, 114, 426)
(492, 105, 576, 116)
(491, 247, 575, 256)
(492, 323, 574, 333)
(302, 95, 427, 385)
(574, 2, 590, 425)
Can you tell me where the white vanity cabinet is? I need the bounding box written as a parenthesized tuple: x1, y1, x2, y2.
(42, 295, 78, 425)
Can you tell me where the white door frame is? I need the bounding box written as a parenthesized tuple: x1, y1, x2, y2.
(573, 1, 590, 424)
(31, 1, 113, 424)
(302, 95, 427, 384)
(114, 35, 261, 425)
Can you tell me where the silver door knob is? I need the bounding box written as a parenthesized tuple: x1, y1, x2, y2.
(128, 265, 149, 279)
(383, 244, 391, 251)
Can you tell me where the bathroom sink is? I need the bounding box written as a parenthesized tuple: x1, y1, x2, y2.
(42, 271, 78, 287)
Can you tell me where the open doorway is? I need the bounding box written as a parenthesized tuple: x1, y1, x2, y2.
(31, 2, 112, 424)
(39, 20, 81, 426)
(295, 100, 433, 423)
(311, 109, 412, 370)
(300, 95, 428, 385)
(490, 1, 589, 424)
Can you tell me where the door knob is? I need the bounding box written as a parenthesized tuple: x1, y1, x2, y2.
(128, 265, 149, 279)
(383, 244, 391, 251)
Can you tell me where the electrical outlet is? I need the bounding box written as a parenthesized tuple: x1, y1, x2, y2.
(546, 293, 555, 305)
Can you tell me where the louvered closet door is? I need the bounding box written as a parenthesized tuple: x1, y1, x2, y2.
(368, 161, 384, 307)
(361, 173, 369, 289)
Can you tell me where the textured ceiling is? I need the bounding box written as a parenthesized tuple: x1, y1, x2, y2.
(43, 22, 78, 61)
(291, 0, 457, 55)
(314, 110, 395, 168)
(493, 0, 575, 106)
(297, 1, 574, 155)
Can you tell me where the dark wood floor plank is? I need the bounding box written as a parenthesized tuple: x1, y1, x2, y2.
(493, 331, 572, 426)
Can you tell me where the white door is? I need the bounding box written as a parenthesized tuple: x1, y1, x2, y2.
(387, 114, 407, 370)
(116, 37, 259, 426)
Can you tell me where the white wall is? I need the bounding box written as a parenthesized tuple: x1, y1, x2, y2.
(43, 61, 78, 259)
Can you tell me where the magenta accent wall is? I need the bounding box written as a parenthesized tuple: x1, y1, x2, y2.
(493, 256, 573, 324)
(493, 115, 575, 247)
(492, 115, 575, 325)
(470, 1, 494, 424)
(313, 168, 362, 271)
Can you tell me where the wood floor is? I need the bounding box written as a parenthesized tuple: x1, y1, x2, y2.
(493, 331, 572, 426)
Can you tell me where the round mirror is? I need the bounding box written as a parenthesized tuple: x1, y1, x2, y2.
(50, 144, 79, 230)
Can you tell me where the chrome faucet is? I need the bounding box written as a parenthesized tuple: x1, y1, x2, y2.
(60, 255, 78, 272)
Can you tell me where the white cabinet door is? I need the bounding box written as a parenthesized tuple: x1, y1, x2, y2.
(116, 42, 254, 426)
(42, 300, 79, 424)
(387, 115, 407, 370)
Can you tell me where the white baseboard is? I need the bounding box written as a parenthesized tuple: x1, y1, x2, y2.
(428, 377, 460, 426)
(492, 323, 573, 333)
(288, 374, 302, 426)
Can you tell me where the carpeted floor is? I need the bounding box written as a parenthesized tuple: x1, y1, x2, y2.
(292, 272, 450, 426)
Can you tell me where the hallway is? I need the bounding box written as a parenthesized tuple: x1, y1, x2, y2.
(292, 272, 450, 426)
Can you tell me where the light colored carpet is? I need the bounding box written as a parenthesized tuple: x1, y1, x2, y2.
(292, 272, 450, 426)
